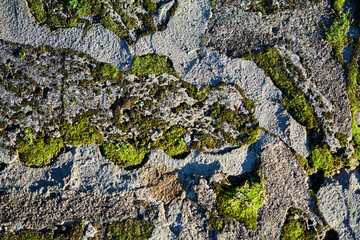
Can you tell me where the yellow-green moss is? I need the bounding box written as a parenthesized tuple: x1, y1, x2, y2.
(17, 134, 64, 167)
(100, 142, 148, 168)
(308, 144, 343, 177)
(325, 12, 351, 62)
(157, 126, 187, 156)
(245, 47, 317, 129)
(61, 118, 103, 146)
(216, 175, 267, 231)
(280, 208, 319, 240)
(130, 54, 175, 77)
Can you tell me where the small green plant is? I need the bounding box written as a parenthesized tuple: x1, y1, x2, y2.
(216, 176, 267, 231)
(100, 142, 148, 168)
(106, 219, 154, 240)
(333, 0, 345, 14)
(68, 0, 80, 8)
(130, 54, 175, 77)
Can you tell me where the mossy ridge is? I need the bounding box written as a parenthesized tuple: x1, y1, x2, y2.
(130, 54, 175, 77)
(108, 71, 260, 164)
(0, 223, 84, 240)
(215, 169, 267, 231)
(16, 128, 64, 167)
(106, 218, 154, 240)
(26, 0, 178, 44)
(244, 47, 317, 129)
(1, 43, 260, 168)
(61, 117, 103, 146)
(280, 208, 321, 240)
(346, 33, 360, 160)
(324, 10, 351, 62)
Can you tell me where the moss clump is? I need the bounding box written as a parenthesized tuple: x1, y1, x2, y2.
(333, 0, 345, 13)
(280, 208, 319, 240)
(101, 13, 129, 40)
(106, 219, 154, 240)
(245, 47, 317, 129)
(308, 144, 343, 177)
(100, 142, 148, 168)
(208, 211, 224, 230)
(157, 126, 187, 156)
(91, 62, 122, 83)
(16, 133, 64, 167)
(335, 132, 348, 148)
(26, 0, 176, 43)
(61, 118, 103, 146)
(325, 11, 351, 62)
(216, 176, 266, 231)
(130, 54, 175, 77)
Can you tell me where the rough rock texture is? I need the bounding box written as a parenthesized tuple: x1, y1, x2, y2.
(218, 136, 322, 239)
(318, 169, 360, 240)
(0, 0, 359, 238)
(0, 0, 132, 70)
(204, 0, 352, 150)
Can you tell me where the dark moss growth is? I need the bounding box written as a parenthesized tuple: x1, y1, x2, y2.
(100, 142, 148, 168)
(130, 54, 175, 77)
(208, 211, 224, 230)
(245, 47, 317, 129)
(280, 208, 320, 240)
(323, 111, 334, 120)
(26, 0, 178, 43)
(215, 171, 266, 231)
(335, 132, 347, 148)
(0, 223, 84, 240)
(61, 118, 103, 146)
(106, 219, 154, 240)
(91, 62, 123, 83)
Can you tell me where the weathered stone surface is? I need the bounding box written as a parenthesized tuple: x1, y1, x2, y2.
(204, 0, 352, 149)
(218, 138, 323, 239)
(0, 0, 132, 70)
(318, 170, 360, 240)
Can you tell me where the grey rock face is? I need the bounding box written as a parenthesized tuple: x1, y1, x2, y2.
(204, 0, 352, 149)
(0, 0, 132, 70)
(318, 170, 360, 240)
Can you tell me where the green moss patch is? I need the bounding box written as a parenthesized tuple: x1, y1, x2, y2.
(100, 142, 148, 168)
(16, 133, 64, 167)
(106, 219, 154, 240)
(325, 11, 351, 62)
(280, 208, 320, 240)
(157, 126, 187, 156)
(130, 54, 175, 77)
(308, 144, 344, 177)
(245, 47, 317, 129)
(61, 118, 103, 146)
(215, 174, 267, 231)
(26, 0, 177, 43)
